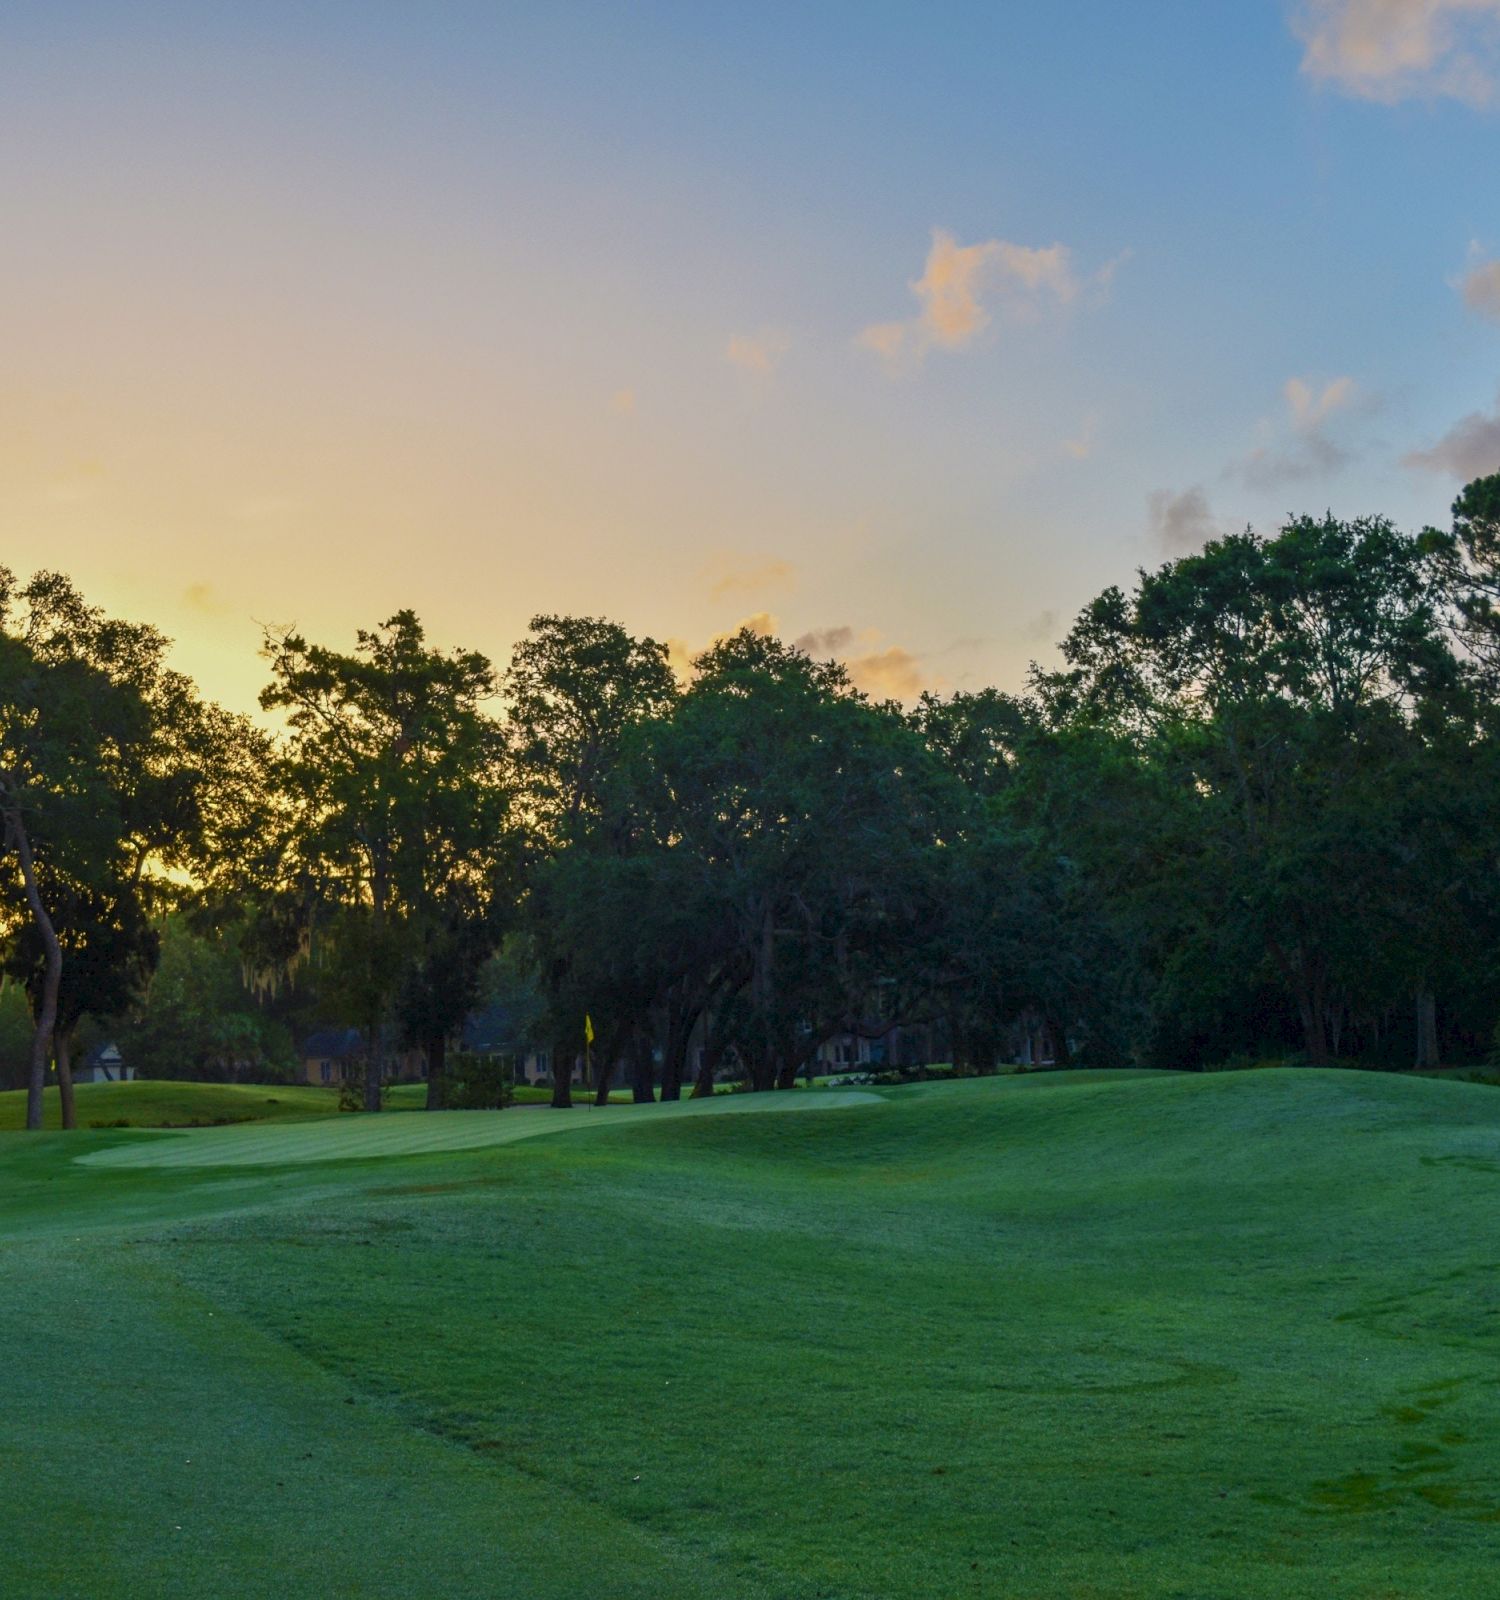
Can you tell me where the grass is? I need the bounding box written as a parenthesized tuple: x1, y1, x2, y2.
(4, 1068, 1500, 1597)
(0, 1077, 651, 1129)
(0, 1078, 345, 1130)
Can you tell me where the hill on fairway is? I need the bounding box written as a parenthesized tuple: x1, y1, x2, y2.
(0, 1079, 346, 1130)
(4, 1068, 1500, 1599)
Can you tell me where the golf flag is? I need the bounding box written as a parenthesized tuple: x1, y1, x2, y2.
(584, 1014, 595, 1045)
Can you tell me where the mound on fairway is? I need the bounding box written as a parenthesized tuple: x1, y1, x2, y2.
(6, 1067, 1500, 1600)
(78, 1087, 882, 1169)
(0, 1078, 344, 1131)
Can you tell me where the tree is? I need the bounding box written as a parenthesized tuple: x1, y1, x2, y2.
(261, 612, 510, 1111)
(122, 916, 298, 1083)
(0, 571, 253, 1128)
(557, 628, 951, 1093)
(1038, 514, 1458, 1067)
(504, 615, 677, 1107)
(1425, 474, 1500, 683)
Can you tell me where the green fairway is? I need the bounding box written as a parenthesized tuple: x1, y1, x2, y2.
(5, 1069, 1500, 1598)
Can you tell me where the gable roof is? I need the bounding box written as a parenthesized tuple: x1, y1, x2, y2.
(298, 1027, 364, 1060)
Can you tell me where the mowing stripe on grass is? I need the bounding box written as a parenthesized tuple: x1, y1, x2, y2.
(77, 1088, 883, 1170)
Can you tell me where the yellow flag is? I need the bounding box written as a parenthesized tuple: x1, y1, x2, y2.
(584, 1014, 595, 1045)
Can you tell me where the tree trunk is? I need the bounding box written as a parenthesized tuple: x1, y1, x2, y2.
(1268, 937, 1329, 1068)
(7, 806, 61, 1133)
(691, 1036, 723, 1099)
(551, 1038, 574, 1109)
(947, 1013, 967, 1073)
(1294, 981, 1329, 1067)
(659, 1010, 689, 1102)
(630, 1028, 654, 1103)
(1415, 988, 1439, 1070)
(593, 1032, 616, 1106)
(56, 1027, 76, 1131)
(424, 1031, 446, 1110)
(364, 1022, 384, 1113)
(749, 1042, 777, 1092)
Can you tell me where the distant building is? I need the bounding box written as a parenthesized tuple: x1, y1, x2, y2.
(74, 1042, 134, 1084)
(297, 1028, 425, 1086)
(460, 1002, 574, 1086)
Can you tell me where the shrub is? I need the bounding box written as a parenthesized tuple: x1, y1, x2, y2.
(446, 1052, 515, 1110)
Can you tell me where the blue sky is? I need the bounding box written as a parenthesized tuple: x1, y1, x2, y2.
(2, 2, 1498, 705)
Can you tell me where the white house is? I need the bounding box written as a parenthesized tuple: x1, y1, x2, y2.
(74, 1042, 134, 1084)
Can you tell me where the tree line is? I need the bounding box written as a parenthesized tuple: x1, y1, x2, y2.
(5, 473, 1500, 1130)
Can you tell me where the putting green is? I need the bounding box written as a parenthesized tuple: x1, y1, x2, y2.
(77, 1088, 882, 1169)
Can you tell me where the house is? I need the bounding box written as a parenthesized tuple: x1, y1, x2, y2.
(297, 1028, 426, 1086)
(460, 1002, 574, 1086)
(74, 1042, 134, 1084)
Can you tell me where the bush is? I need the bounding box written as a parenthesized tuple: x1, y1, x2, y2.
(337, 1074, 392, 1112)
(446, 1052, 515, 1110)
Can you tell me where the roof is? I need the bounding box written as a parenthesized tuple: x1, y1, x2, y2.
(298, 1027, 365, 1060)
(461, 1002, 537, 1055)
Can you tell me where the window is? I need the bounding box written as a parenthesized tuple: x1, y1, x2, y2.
(320, 1062, 332, 1084)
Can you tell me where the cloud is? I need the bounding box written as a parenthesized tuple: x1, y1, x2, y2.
(855, 321, 908, 360)
(1235, 374, 1364, 487)
(1461, 254, 1500, 320)
(1062, 415, 1098, 460)
(610, 388, 636, 415)
(39, 458, 105, 506)
(1148, 486, 1224, 553)
(669, 615, 929, 698)
(794, 623, 929, 698)
(1022, 610, 1059, 644)
(793, 625, 856, 655)
(705, 556, 797, 600)
(1241, 434, 1353, 487)
(844, 646, 926, 699)
(857, 228, 1118, 365)
(665, 611, 776, 681)
(726, 329, 790, 376)
(1292, 0, 1500, 106)
(183, 582, 230, 616)
(1285, 374, 1357, 429)
(1403, 391, 1500, 477)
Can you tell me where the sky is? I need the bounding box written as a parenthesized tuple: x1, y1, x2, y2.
(3, 0, 1499, 712)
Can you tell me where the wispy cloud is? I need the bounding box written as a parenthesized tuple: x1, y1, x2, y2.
(1285, 374, 1357, 429)
(1062, 415, 1098, 461)
(1293, 0, 1500, 106)
(857, 228, 1120, 366)
(726, 329, 790, 376)
(183, 582, 230, 616)
(793, 625, 856, 655)
(794, 623, 930, 699)
(1403, 391, 1500, 478)
(1460, 250, 1500, 320)
(845, 645, 926, 699)
(1148, 486, 1224, 553)
(40, 459, 106, 506)
(1237, 374, 1364, 487)
(703, 556, 797, 601)
(666, 611, 776, 680)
